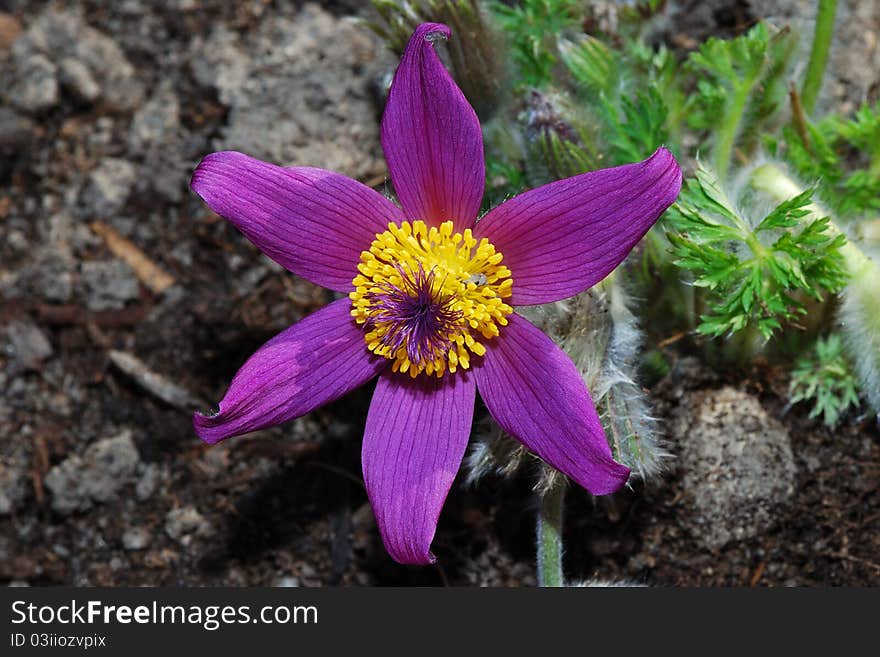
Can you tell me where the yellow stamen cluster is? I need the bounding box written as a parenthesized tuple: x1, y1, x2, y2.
(350, 220, 513, 378)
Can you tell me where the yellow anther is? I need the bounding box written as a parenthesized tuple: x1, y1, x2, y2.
(350, 220, 513, 378)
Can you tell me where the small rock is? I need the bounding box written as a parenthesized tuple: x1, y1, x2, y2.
(122, 527, 152, 551)
(8, 53, 58, 113)
(0, 454, 27, 516)
(128, 84, 180, 152)
(80, 158, 136, 219)
(5, 320, 53, 369)
(6, 230, 28, 253)
(192, 4, 389, 179)
(28, 253, 75, 303)
(135, 463, 161, 501)
(81, 260, 140, 311)
(44, 430, 140, 515)
(7, 8, 144, 112)
(673, 387, 796, 550)
(58, 57, 100, 103)
(165, 506, 212, 542)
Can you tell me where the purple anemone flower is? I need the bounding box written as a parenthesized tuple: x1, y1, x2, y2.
(190, 23, 682, 565)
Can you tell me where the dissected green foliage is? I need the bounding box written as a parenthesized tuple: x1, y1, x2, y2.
(488, 0, 581, 87)
(685, 22, 798, 179)
(770, 101, 880, 217)
(789, 334, 860, 427)
(666, 166, 849, 340)
(560, 36, 671, 165)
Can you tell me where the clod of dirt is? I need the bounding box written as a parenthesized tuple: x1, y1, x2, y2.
(80, 260, 140, 311)
(121, 527, 153, 551)
(164, 506, 212, 544)
(79, 158, 137, 220)
(0, 445, 29, 516)
(3, 7, 144, 113)
(7, 53, 58, 112)
(190, 3, 391, 179)
(44, 430, 141, 515)
(5, 319, 53, 370)
(672, 386, 796, 550)
(58, 57, 101, 104)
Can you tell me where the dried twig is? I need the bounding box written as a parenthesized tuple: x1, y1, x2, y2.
(91, 221, 175, 294)
(109, 350, 206, 411)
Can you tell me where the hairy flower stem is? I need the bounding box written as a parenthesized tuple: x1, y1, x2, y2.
(801, 0, 838, 115)
(537, 478, 565, 587)
(750, 163, 870, 272)
(712, 80, 753, 182)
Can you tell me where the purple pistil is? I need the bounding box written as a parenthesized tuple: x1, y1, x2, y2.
(366, 264, 463, 365)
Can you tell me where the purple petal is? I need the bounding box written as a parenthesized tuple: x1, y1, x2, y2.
(473, 313, 630, 495)
(381, 23, 485, 231)
(475, 148, 682, 306)
(191, 151, 404, 293)
(362, 371, 475, 564)
(194, 298, 386, 444)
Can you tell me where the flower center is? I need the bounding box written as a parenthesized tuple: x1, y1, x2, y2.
(350, 220, 513, 378)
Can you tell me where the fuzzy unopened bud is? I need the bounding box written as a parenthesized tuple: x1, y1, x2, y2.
(840, 258, 880, 415)
(369, 0, 506, 119)
(522, 90, 599, 183)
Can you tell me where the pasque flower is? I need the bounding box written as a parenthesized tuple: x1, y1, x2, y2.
(190, 23, 682, 564)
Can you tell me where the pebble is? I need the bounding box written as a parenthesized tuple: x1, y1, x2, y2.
(5, 319, 53, 369)
(672, 387, 796, 549)
(80, 158, 137, 219)
(5, 7, 144, 113)
(0, 457, 25, 516)
(28, 254, 75, 304)
(58, 56, 101, 103)
(191, 4, 389, 179)
(164, 506, 212, 543)
(81, 260, 140, 311)
(8, 53, 58, 112)
(122, 527, 152, 551)
(44, 430, 141, 515)
(135, 463, 161, 501)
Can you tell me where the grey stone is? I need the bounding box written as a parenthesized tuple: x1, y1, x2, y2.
(191, 3, 389, 179)
(80, 158, 137, 219)
(8, 52, 58, 112)
(135, 463, 161, 501)
(5, 320, 53, 369)
(28, 254, 75, 304)
(7, 8, 144, 112)
(121, 527, 152, 551)
(0, 448, 28, 516)
(128, 84, 186, 202)
(164, 506, 212, 542)
(672, 387, 796, 550)
(44, 430, 140, 515)
(81, 260, 140, 311)
(128, 84, 180, 152)
(58, 56, 100, 103)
